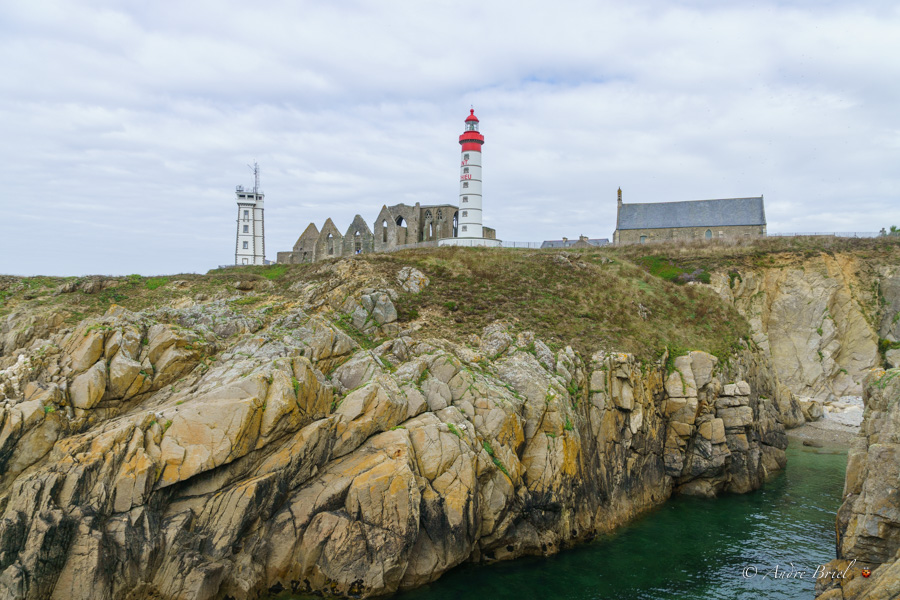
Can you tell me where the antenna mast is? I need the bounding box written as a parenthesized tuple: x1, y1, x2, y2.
(248, 161, 260, 194)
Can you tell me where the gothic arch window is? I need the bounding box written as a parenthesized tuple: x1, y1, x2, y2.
(705, 229, 712, 240)
(424, 210, 432, 220)
(354, 230, 361, 253)
(326, 233, 334, 255)
(382, 220, 388, 243)
(436, 209, 443, 220)
(452, 211, 458, 236)
(428, 222, 433, 239)
(396, 216, 406, 227)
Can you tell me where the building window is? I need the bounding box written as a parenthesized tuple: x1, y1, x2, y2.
(705, 229, 712, 240)
(463, 182, 468, 188)
(462, 211, 468, 217)
(464, 153, 469, 160)
(243, 225, 249, 233)
(243, 210, 249, 219)
(462, 196, 468, 203)
(243, 241, 249, 249)
(462, 225, 467, 232)
(640, 236, 647, 244)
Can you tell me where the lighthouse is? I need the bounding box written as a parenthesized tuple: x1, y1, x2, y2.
(439, 109, 501, 247)
(234, 162, 266, 265)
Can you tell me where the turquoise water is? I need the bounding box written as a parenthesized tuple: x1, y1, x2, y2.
(282, 440, 847, 600)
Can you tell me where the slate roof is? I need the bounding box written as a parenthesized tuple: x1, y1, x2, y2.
(617, 197, 766, 230)
(541, 238, 609, 248)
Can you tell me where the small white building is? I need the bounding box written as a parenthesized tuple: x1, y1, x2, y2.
(439, 109, 501, 248)
(235, 163, 266, 265)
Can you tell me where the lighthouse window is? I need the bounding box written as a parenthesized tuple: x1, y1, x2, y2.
(242, 241, 249, 249)
(463, 182, 468, 188)
(462, 225, 467, 232)
(462, 211, 468, 217)
(463, 167, 469, 174)
(462, 196, 468, 203)
(464, 154, 469, 160)
(243, 225, 249, 233)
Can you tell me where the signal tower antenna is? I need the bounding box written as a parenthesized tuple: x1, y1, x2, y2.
(248, 161, 260, 194)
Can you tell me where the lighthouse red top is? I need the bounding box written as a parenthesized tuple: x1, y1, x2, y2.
(459, 109, 484, 151)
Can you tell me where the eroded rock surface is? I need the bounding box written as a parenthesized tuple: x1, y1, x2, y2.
(0, 276, 799, 600)
(815, 369, 900, 600)
(713, 254, 881, 400)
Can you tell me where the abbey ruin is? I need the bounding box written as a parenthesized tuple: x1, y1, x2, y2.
(276, 203, 496, 264)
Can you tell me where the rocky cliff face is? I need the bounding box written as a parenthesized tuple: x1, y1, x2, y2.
(0, 260, 796, 600)
(712, 254, 883, 400)
(815, 368, 900, 600)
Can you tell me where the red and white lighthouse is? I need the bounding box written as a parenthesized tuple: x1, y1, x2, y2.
(458, 109, 485, 238)
(440, 109, 501, 247)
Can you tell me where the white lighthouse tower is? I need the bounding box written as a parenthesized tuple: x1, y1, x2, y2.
(439, 109, 501, 247)
(235, 162, 266, 265)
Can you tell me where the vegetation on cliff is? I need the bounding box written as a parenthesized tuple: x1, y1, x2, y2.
(1, 246, 752, 363)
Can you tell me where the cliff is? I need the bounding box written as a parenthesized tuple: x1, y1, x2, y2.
(0, 238, 898, 599)
(815, 368, 900, 600)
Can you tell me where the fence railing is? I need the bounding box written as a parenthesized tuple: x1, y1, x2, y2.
(768, 232, 881, 238)
(501, 241, 543, 249)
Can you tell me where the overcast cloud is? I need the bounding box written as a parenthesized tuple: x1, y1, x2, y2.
(2, 0, 899, 276)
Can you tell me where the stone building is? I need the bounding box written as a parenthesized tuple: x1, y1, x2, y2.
(275, 202, 496, 264)
(613, 188, 767, 245)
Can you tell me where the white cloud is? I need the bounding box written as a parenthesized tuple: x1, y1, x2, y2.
(1, 0, 898, 275)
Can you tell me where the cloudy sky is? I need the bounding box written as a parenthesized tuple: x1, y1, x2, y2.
(2, 0, 899, 276)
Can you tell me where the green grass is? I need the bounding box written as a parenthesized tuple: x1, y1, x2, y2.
(446, 423, 463, 439)
(261, 264, 288, 280)
(145, 277, 168, 290)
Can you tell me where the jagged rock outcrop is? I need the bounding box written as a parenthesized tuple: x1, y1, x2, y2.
(0, 268, 795, 600)
(815, 368, 900, 600)
(712, 254, 881, 400)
